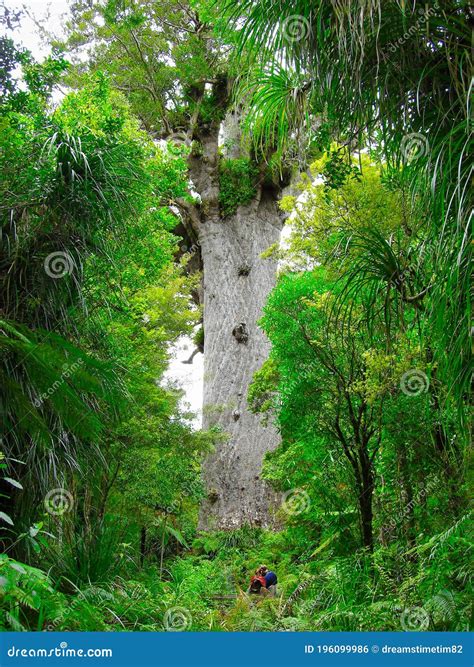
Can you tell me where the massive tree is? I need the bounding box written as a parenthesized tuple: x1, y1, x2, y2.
(64, 0, 284, 528)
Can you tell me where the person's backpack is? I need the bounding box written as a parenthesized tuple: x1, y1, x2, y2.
(249, 575, 266, 593)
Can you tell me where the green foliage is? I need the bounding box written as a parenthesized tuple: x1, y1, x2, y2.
(280, 151, 412, 273)
(1, 2, 471, 638)
(0, 554, 54, 631)
(320, 149, 361, 192)
(222, 0, 471, 414)
(247, 358, 278, 418)
(0, 53, 161, 531)
(247, 156, 469, 604)
(44, 516, 134, 588)
(2, 520, 471, 632)
(235, 64, 312, 162)
(61, 0, 229, 136)
(218, 158, 258, 216)
(0, 37, 212, 585)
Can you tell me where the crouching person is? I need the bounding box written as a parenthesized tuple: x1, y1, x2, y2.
(248, 565, 278, 597)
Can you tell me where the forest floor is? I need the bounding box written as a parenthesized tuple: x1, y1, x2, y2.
(29, 524, 470, 633)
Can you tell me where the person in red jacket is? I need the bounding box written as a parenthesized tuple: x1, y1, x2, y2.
(248, 569, 266, 594)
(248, 565, 278, 596)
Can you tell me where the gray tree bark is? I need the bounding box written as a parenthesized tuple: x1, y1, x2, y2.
(183, 117, 283, 530)
(198, 199, 282, 529)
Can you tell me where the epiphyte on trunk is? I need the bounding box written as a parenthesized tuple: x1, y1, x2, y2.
(232, 322, 248, 344)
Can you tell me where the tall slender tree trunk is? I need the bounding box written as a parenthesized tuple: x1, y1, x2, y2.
(359, 458, 374, 552)
(359, 482, 374, 553)
(183, 110, 283, 530)
(351, 445, 374, 552)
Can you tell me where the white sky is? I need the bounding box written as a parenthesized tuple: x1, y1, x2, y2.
(9, 0, 205, 426)
(6, 0, 70, 57)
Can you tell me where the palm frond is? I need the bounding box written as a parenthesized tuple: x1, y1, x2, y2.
(222, 0, 472, 413)
(0, 319, 124, 495)
(236, 64, 312, 160)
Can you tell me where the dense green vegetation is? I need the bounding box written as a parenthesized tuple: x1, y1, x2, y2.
(218, 158, 258, 217)
(1, 0, 471, 634)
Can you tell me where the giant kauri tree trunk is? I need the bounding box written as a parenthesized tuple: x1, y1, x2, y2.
(181, 100, 283, 529)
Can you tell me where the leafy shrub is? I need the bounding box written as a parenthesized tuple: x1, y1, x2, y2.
(44, 516, 135, 588)
(218, 158, 258, 216)
(0, 555, 56, 631)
